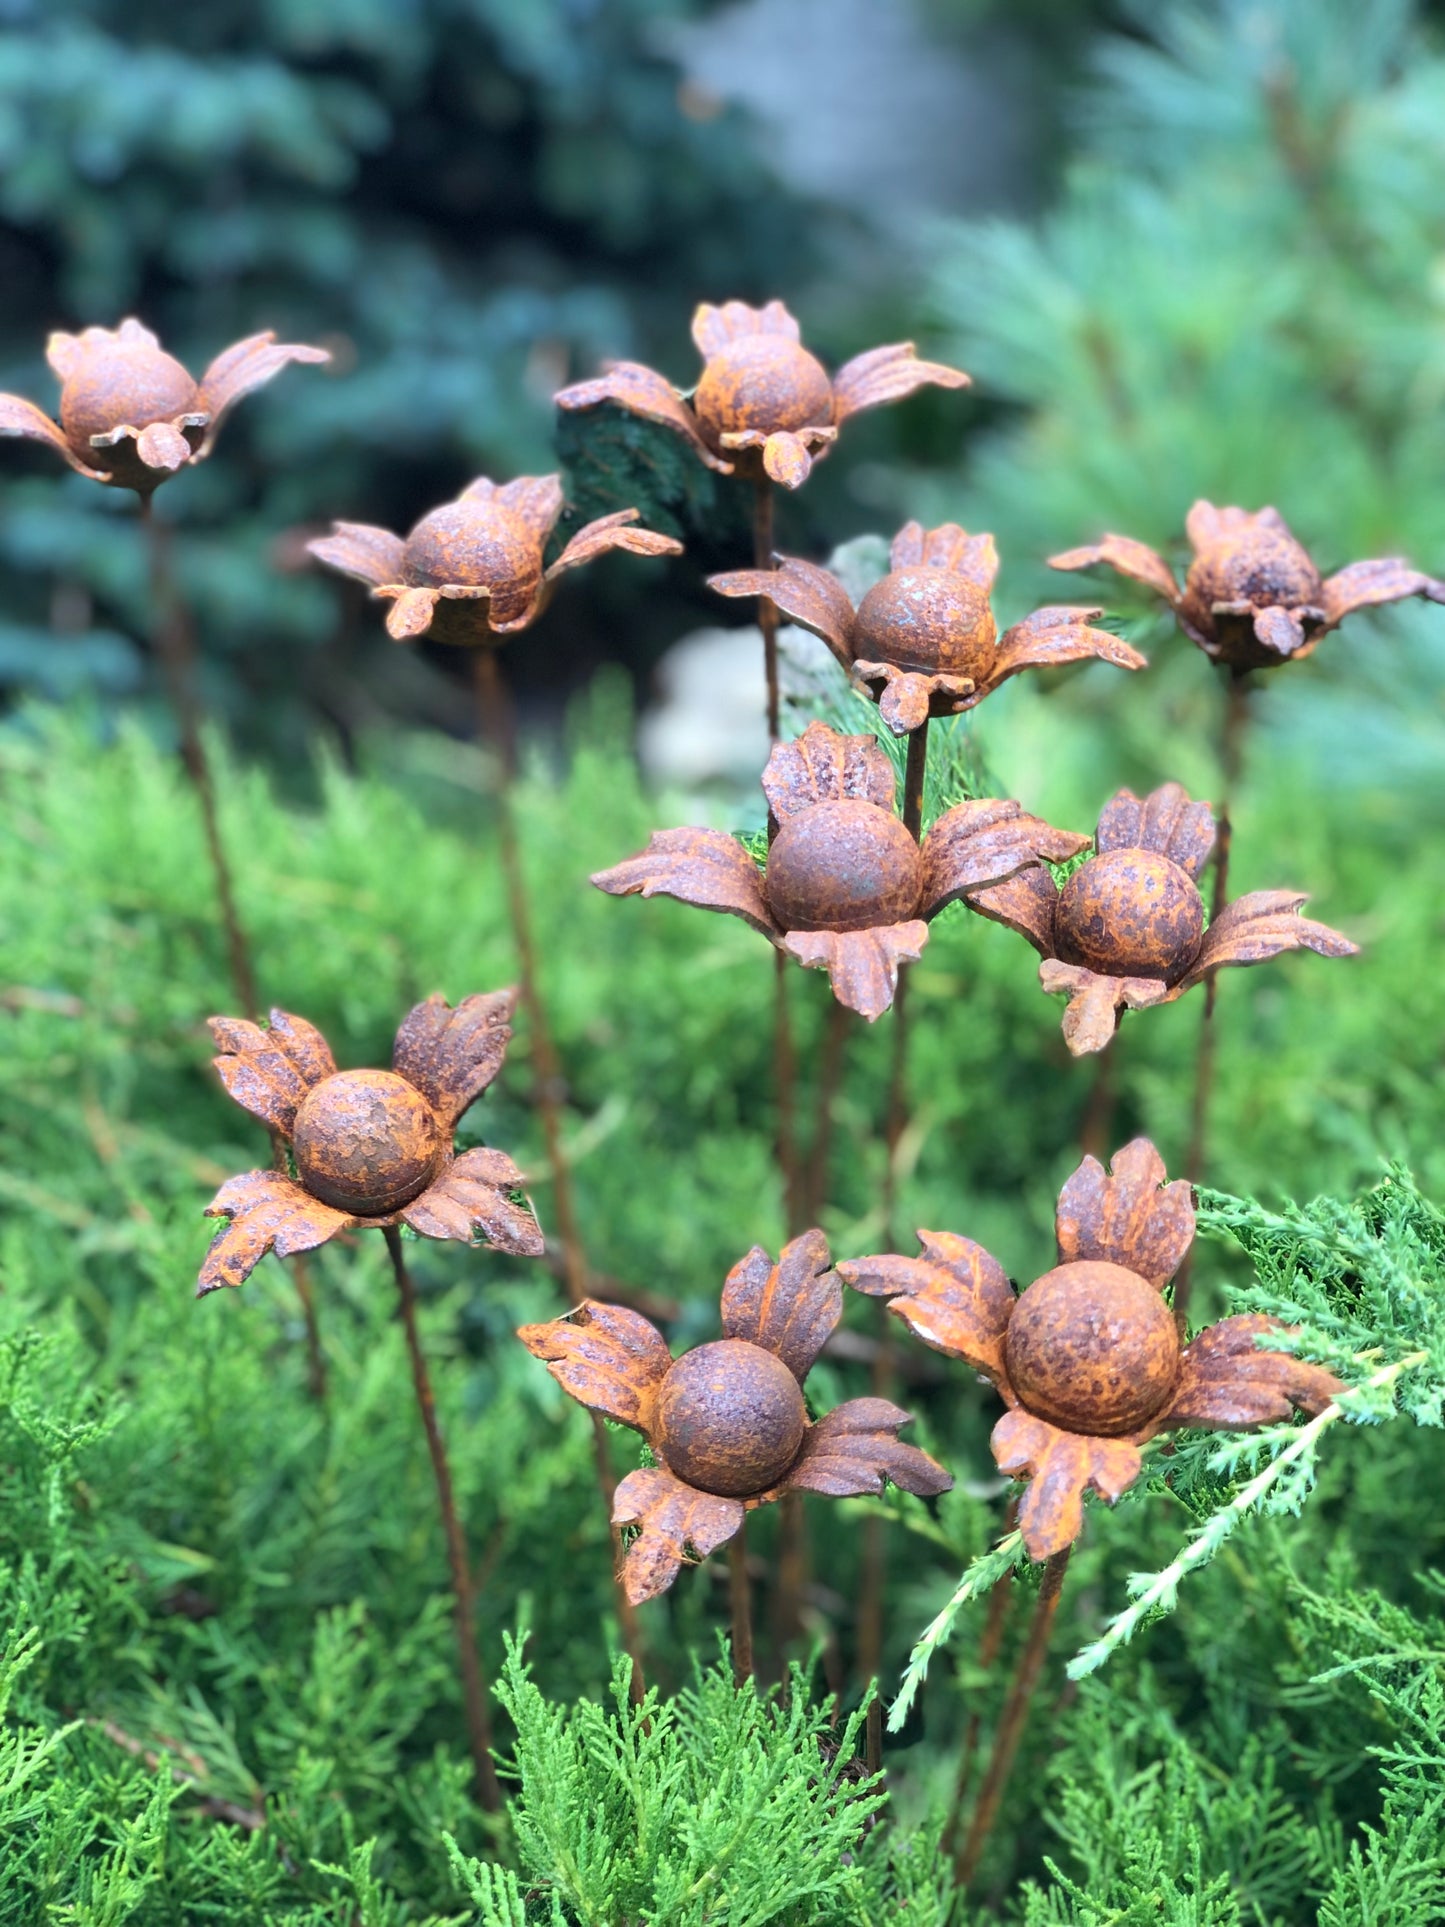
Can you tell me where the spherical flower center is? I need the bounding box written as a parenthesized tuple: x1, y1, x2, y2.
(693, 337, 833, 443)
(1055, 848, 1204, 980)
(853, 568, 996, 677)
(1187, 530, 1322, 615)
(764, 800, 923, 934)
(403, 502, 538, 592)
(59, 341, 199, 449)
(1005, 1260, 1180, 1436)
(655, 1339, 807, 1497)
(293, 1069, 446, 1216)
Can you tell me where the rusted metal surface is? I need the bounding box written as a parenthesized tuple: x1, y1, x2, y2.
(555, 301, 969, 492)
(840, 1137, 1346, 1561)
(1051, 498, 1445, 671)
(517, 1226, 951, 1603)
(0, 319, 328, 493)
(591, 719, 1088, 1021)
(969, 780, 1358, 1055)
(199, 992, 544, 1293)
(309, 473, 681, 647)
(709, 519, 1146, 734)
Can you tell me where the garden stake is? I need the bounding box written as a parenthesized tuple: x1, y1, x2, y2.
(755, 474, 782, 744)
(385, 1226, 500, 1811)
(940, 1496, 1020, 1857)
(729, 1522, 755, 1685)
(803, 992, 852, 1225)
(901, 718, 929, 841)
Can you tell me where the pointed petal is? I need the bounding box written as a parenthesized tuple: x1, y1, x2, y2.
(545, 508, 682, 581)
(830, 342, 970, 421)
(839, 1230, 1014, 1381)
(0, 394, 104, 477)
(992, 606, 1147, 686)
(1185, 500, 1260, 550)
(401, 1147, 542, 1254)
(590, 827, 775, 939)
(612, 1467, 744, 1603)
(992, 1409, 1142, 1561)
(1095, 783, 1215, 880)
(1183, 891, 1358, 984)
(199, 1170, 353, 1294)
(553, 361, 726, 470)
(889, 522, 997, 586)
(781, 921, 928, 1022)
(761, 719, 896, 820)
(517, 1300, 671, 1432)
(1158, 1315, 1345, 1431)
(922, 799, 1089, 918)
(45, 330, 87, 380)
(308, 521, 406, 588)
(1049, 534, 1180, 606)
(1322, 557, 1445, 626)
(708, 558, 856, 667)
(196, 333, 328, 453)
(490, 473, 563, 540)
(209, 1009, 337, 1137)
(966, 867, 1059, 955)
(1039, 961, 1169, 1057)
(1250, 604, 1310, 658)
(383, 586, 443, 640)
(853, 663, 941, 735)
(692, 299, 800, 356)
(781, 1399, 951, 1499)
(762, 430, 813, 488)
(1055, 1138, 1194, 1290)
(721, 1228, 839, 1380)
(391, 989, 517, 1130)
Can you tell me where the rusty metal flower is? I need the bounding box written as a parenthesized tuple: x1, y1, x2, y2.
(199, 994, 544, 1293)
(0, 318, 329, 494)
(1051, 500, 1445, 673)
(591, 719, 1089, 1021)
(709, 521, 1148, 734)
(840, 1138, 1343, 1561)
(518, 1228, 951, 1602)
(554, 300, 970, 492)
(307, 473, 682, 648)
(970, 781, 1357, 1054)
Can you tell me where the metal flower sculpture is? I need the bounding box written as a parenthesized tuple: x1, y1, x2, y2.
(591, 720, 1089, 1022)
(518, 1229, 951, 1603)
(970, 781, 1356, 1055)
(709, 521, 1148, 735)
(554, 300, 969, 491)
(0, 318, 329, 494)
(840, 1139, 1344, 1561)
(308, 473, 682, 648)
(199, 994, 544, 1293)
(1051, 499, 1445, 673)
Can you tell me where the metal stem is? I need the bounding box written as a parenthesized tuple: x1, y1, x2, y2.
(902, 717, 929, 842)
(803, 993, 851, 1224)
(753, 475, 780, 743)
(940, 1494, 1020, 1854)
(729, 1522, 754, 1686)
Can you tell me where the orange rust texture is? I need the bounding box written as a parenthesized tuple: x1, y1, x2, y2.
(655, 1339, 808, 1497)
(764, 800, 924, 933)
(1055, 849, 1205, 981)
(1004, 1259, 1181, 1437)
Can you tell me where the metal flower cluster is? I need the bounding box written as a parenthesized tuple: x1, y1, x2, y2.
(555, 299, 969, 491)
(840, 1139, 1344, 1560)
(519, 1229, 951, 1602)
(199, 994, 543, 1293)
(592, 719, 1089, 1020)
(710, 520, 1147, 734)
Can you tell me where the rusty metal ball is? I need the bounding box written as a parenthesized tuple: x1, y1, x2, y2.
(852, 568, 997, 677)
(1185, 526, 1322, 618)
(693, 337, 833, 443)
(1055, 849, 1204, 980)
(655, 1338, 806, 1497)
(1005, 1259, 1180, 1436)
(764, 799, 923, 933)
(59, 338, 199, 454)
(403, 502, 536, 590)
(293, 1069, 446, 1216)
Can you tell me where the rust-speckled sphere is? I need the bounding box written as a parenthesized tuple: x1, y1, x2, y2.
(59, 339, 199, 451)
(402, 503, 537, 591)
(852, 568, 997, 677)
(293, 1069, 446, 1216)
(693, 337, 833, 444)
(655, 1338, 806, 1497)
(1185, 527, 1322, 617)
(1055, 849, 1204, 980)
(1005, 1260, 1180, 1436)
(764, 800, 923, 933)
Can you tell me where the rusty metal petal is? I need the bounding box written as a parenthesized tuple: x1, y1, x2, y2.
(1095, 783, 1216, 880)
(720, 1228, 840, 1380)
(391, 990, 516, 1130)
(545, 508, 683, 580)
(309, 521, 407, 588)
(1048, 535, 1181, 605)
(1182, 891, 1358, 984)
(1185, 500, 1261, 550)
(760, 430, 815, 487)
(481, 473, 565, 541)
(966, 867, 1060, 955)
(693, 299, 801, 355)
(195, 332, 329, 453)
(554, 360, 727, 472)
(199, 1169, 354, 1295)
(517, 1300, 672, 1432)
(1249, 604, 1311, 658)
(991, 606, 1148, 686)
(0, 393, 106, 477)
(612, 1466, 746, 1604)
(1039, 960, 1170, 1056)
(781, 1398, 952, 1499)
(708, 558, 857, 667)
(1055, 1139, 1194, 1290)
(761, 719, 896, 820)
(991, 1408, 1142, 1561)
(591, 827, 776, 939)
(401, 1147, 542, 1253)
(839, 1230, 1014, 1383)
(1156, 1315, 1345, 1432)
(888, 522, 999, 587)
(921, 800, 1089, 919)
(1322, 557, 1445, 626)
(382, 586, 442, 640)
(852, 662, 949, 734)
(781, 921, 928, 1021)
(126, 421, 193, 472)
(830, 342, 971, 421)
(210, 1009, 337, 1136)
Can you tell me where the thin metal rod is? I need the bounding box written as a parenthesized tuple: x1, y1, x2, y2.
(729, 1522, 754, 1685)
(902, 717, 929, 842)
(383, 1226, 499, 1812)
(803, 993, 851, 1224)
(954, 1545, 1072, 1890)
(753, 476, 780, 743)
(941, 1494, 1020, 1855)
